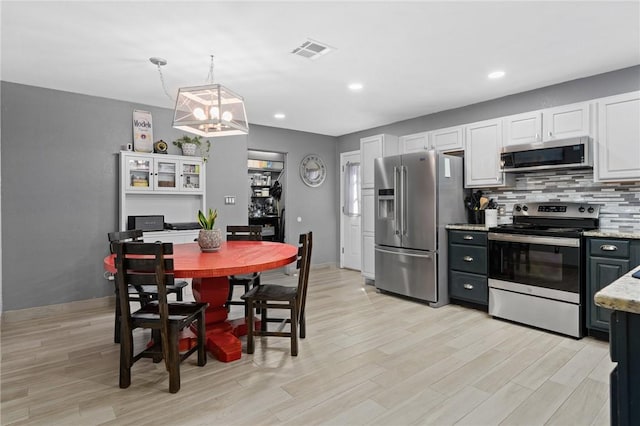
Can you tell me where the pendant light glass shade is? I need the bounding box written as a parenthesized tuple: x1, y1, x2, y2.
(173, 84, 249, 137)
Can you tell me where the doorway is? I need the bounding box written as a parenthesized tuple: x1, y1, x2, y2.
(248, 150, 286, 242)
(340, 150, 361, 271)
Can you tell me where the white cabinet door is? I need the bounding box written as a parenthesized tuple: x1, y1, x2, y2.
(400, 132, 430, 153)
(596, 91, 640, 182)
(124, 155, 154, 191)
(154, 158, 180, 191)
(503, 111, 542, 146)
(362, 189, 375, 234)
(360, 134, 398, 188)
(179, 159, 204, 192)
(465, 119, 507, 188)
(361, 189, 375, 279)
(543, 102, 591, 141)
(362, 233, 375, 280)
(432, 125, 464, 152)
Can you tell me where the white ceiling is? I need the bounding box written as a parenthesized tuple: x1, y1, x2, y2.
(2, 1, 639, 137)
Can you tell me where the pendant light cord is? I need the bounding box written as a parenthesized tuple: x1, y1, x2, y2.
(150, 58, 175, 102)
(206, 55, 215, 84)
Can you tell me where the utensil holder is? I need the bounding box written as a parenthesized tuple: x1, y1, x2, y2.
(467, 210, 485, 224)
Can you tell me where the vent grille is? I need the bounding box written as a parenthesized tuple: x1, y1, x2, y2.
(291, 39, 334, 60)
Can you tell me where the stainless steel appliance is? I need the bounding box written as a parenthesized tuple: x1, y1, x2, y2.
(488, 202, 600, 338)
(500, 136, 592, 172)
(374, 151, 465, 307)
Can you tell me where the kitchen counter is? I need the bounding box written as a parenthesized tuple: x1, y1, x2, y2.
(583, 229, 640, 239)
(445, 223, 490, 232)
(595, 265, 640, 314)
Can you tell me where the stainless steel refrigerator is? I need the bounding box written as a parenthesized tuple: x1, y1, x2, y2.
(374, 151, 465, 307)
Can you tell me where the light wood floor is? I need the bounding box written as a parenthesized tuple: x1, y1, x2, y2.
(1, 267, 612, 425)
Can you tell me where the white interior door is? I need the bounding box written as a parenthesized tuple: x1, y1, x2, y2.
(340, 151, 362, 270)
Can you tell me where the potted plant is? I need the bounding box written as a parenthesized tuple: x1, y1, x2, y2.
(172, 135, 212, 162)
(197, 208, 221, 252)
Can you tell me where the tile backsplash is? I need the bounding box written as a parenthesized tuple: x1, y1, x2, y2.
(481, 170, 640, 233)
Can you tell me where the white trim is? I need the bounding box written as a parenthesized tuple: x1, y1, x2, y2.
(339, 150, 361, 270)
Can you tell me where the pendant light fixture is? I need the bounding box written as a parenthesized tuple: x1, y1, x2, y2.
(151, 55, 249, 137)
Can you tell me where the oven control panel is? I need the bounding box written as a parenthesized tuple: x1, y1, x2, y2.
(513, 202, 600, 219)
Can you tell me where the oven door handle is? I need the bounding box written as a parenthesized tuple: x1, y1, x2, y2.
(488, 232, 580, 248)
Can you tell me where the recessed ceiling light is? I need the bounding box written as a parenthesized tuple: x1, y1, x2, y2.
(348, 82, 363, 91)
(488, 70, 506, 79)
(274, 113, 286, 119)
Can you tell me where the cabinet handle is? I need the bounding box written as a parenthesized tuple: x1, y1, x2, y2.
(463, 283, 474, 290)
(535, 133, 540, 141)
(463, 235, 474, 240)
(600, 244, 618, 252)
(463, 256, 474, 262)
(548, 131, 553, 137)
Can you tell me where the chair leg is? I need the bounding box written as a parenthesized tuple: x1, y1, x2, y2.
(226, 283, 234, 311)
(168, 325, 181, 394)
(114, 288, 121, 344)
(246, 299, 255, 354)
(261, 304, 268, 332)
(197, 312, 207, 367)
(151, 329, 163, 363)
(299, 310, 306, 339)
(290, 300, 298, 356)
(119, 324, 133, 388)
(176, 288, 183, 302)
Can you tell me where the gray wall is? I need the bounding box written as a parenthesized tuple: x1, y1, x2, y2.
(338, 66, 640, 152)
(1, 82, 337, 311)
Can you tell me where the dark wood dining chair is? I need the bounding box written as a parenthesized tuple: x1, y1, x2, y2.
(107, 230, 189, 343)
(226, 225, 262, 317)
(113, 241, 208, 393)
(241, 231, 312, 356)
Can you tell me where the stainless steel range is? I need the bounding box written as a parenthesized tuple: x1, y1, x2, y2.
(488, 202, 600, 338)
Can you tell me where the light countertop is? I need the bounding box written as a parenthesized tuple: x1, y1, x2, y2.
(594, 265, 640, 314)
(583, 229, 640, 240)
(445, 224, 490, 232)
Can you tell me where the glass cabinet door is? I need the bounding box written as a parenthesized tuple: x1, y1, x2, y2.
(154, 158, 179, 191)
(125, 157, 153, 191)
(180, 160, 202, 191)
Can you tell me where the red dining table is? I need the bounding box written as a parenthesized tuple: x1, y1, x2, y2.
(104, 240, 298, 362)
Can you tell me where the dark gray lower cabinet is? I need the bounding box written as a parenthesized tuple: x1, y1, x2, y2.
(448, 230, 488, 306)
(586, 238, 640, 335)
(609, 310, 640, 425)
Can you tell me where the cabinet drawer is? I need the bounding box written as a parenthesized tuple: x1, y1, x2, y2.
(589, 239, 630, 258)
(450, 271, 488, 304)
(448, 230, 487, 246)
(450, 244, 487, 274)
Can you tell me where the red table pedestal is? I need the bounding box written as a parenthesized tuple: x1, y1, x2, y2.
(191, 277, 260, 362)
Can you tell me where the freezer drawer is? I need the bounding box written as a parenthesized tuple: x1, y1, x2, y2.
(375, 245, 437, 302)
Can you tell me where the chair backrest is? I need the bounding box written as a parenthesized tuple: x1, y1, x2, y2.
(113, 241, 175, 362)
(296, 232, 313, 318)
(108, 229, 143, 253)
(226, 225, 262, 241)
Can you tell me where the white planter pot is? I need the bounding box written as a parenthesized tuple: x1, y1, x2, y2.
(198, 228, 222, 252)
(181, 143, 197, 156)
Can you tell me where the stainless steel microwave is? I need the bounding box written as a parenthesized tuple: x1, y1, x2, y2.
(500, 136, 592, 172)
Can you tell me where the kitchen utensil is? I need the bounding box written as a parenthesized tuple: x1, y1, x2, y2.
(479, 196, 489, 210)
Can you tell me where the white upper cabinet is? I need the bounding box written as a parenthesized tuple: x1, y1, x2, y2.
(503, 102, 592, 146)
(595, 91, 640, 182)
(360, 134, 399, 188)
(465, 118, 510, 188)
(431, 125, 465, 152)
(543, 102, 592, 141)
(400, 132, 431, 153)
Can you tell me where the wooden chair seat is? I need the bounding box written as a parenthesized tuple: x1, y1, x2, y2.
(242, 232, 312, 356)
(113, 241, 208, 393)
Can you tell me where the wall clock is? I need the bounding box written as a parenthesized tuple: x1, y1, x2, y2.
(300, 154, 327, 187)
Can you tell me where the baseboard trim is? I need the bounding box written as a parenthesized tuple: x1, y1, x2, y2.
(1, 296, 115, 324)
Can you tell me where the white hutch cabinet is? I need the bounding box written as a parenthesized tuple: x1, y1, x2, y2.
(119, 151, 206, 243)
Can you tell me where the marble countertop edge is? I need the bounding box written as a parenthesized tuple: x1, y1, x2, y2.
(594, 265, 640, 314)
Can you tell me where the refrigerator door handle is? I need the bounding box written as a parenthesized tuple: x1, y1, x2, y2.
(394, 166, 401, 236)
(402, 165, 408, 236)
(375, 247, 433, 259)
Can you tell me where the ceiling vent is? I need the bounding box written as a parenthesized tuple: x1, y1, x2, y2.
(291, 39, 334, 60)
